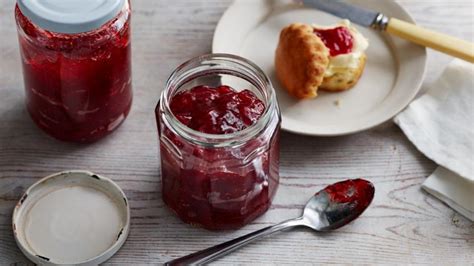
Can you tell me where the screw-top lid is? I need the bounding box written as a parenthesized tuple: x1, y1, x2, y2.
(12, 171, 130, 265)
(17, 0, 126, 34)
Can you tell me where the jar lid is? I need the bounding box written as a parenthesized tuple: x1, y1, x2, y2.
(12, 171, 130, 265)
(17, 0, 126, 34)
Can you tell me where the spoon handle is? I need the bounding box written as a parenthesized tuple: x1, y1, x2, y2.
(164, 218, 305, 265)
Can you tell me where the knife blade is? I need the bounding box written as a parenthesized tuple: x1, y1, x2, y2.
(302, 0, 385, 29)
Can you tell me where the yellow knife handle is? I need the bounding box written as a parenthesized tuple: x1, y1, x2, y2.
(386, 18, 474, 63)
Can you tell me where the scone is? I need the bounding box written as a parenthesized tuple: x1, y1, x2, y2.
(275, 23, 329, 99)
(275, 20, 369, 98)
(320, 53, 366, 92)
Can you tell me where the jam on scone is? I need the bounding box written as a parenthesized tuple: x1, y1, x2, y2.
(275, 20, 369, 99)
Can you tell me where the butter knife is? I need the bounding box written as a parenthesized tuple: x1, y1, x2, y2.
(302, 0, 474, 63)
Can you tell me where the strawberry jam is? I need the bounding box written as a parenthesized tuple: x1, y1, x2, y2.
(321, 179, 374, 228)
(160, 85, 279, 230)
(314, 26, 354, 56)
(324, 179, 374, 208)
(15, 2, 132, 143)
(157, 54, 280, 231)
(170, 86, 265, 134)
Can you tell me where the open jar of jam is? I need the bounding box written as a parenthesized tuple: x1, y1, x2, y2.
(15, 0, 132, 142)
(156, 54, 281, 230)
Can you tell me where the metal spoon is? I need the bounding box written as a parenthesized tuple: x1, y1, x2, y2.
(165, 178, 375, 265)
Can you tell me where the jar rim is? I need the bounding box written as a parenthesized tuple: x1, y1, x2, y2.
(159, 53, 279, 147)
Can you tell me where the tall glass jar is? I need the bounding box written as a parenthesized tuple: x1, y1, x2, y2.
(15, 0, 132, 143)
(156, 54, 281, 230)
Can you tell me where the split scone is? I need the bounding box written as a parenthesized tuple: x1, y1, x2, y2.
(275, 20, 369, 99)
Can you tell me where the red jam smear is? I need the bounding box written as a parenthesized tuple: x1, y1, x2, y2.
(314, 26, 354, 57)
(170, 85, 265, 134)
(158, 85, 280, 230)
(323, 178, 374, 210)
(15, 4, 132, 143)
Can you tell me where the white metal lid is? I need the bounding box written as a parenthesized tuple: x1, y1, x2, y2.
(12, 171, 130, 265)
(17, 0, 126, 34)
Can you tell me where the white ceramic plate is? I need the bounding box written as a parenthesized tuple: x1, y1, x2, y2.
(213, 0, 427, 136)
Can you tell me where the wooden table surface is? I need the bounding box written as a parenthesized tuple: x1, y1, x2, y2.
(1, 0, 473, 264)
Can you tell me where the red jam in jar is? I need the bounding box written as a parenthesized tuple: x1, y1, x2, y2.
(170, 85, 265, 134)
(314, 26, 354, 56)
(156, 54, 281, 230)
(15, 0, 132, 142)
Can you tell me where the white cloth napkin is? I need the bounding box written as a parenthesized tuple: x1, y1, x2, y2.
(394, 59, 474, 221)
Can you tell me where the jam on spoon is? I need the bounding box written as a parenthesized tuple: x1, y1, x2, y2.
(165, 179, 375, 265)
(314, 26, 354, 56)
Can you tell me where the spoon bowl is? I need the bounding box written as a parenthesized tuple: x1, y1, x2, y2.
(166, 178, 375, 265)
(304, 179, 375, 231)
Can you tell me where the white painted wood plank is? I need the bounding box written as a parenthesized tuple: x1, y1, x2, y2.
(0, 0, 472, 264)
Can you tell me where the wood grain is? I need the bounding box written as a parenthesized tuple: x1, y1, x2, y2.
(0, 0, 473, 264)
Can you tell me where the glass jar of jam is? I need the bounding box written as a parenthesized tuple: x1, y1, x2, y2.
(15, 0, 132, 143)
(156, 54, 281, 230)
